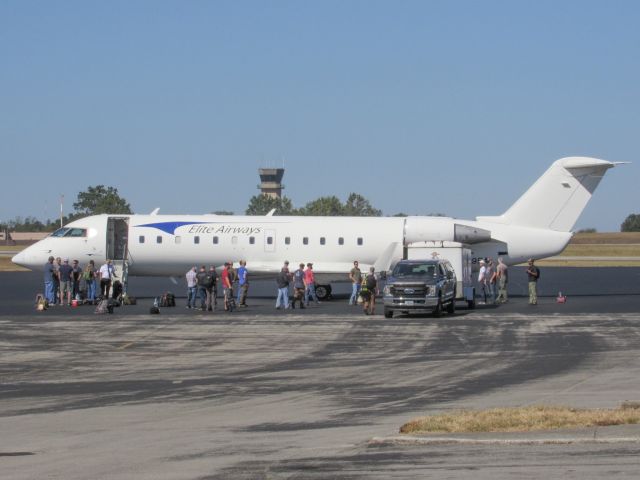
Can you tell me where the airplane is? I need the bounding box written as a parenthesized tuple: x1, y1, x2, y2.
(12, 156, 622, 299)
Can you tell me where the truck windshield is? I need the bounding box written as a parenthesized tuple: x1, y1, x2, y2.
(392, 263, 436, 277)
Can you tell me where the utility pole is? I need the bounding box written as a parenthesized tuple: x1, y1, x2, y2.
(60, 194, 64, 228)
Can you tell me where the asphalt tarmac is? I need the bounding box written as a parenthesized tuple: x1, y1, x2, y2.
(1, 268, 640, 478)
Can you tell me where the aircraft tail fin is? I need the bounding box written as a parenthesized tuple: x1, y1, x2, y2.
(477, 157, 620, 232)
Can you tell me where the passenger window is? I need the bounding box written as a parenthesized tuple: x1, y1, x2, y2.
(232, 236, 238, 244)
(249, 236, 255, 245)
(213, 236, 219, 245)
(156, 236, 162, 244)
(175, 236, 181, 244)
(194, 236, 200, 244)
(357, 237, 363, 246)
(285, 237, 291, 245)
(320, 237, 326, 245)
(338, 237, 344, 245)
(303, 237, 309, 245)
(139, 235, 145, 243)
(267, 236, 273, 245)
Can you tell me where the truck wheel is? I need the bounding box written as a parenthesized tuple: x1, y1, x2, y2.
(446, 299, 455, 315)
(315, 284, 331, 301)
(384, 308, 393, 319)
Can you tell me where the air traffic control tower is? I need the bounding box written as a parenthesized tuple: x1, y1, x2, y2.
(258, 168, 285, 198)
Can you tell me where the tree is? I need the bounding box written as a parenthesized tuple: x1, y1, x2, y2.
(73, 185, 132, 216)
(344, 193, 382, 216)
(245, 195, 295, 215)
(621, 214, 640, 232)
(298, 196, 345, 216)
(577, 228, 597, 233)
(211, 210, 235, 215)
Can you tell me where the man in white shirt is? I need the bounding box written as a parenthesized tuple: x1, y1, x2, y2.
(99, 259, 117, 299)
(185, 266, 197, 309)
(477, 259, 488, 304)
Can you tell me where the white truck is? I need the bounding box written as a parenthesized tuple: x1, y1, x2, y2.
(405, 241, 476, 309)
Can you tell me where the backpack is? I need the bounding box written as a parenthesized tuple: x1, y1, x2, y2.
(366, 274, 376, 290)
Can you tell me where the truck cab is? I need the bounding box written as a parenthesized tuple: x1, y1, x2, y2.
(382, 259, 457, 318)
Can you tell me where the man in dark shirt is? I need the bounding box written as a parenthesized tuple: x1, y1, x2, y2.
(58, 258, 73, 305)
(292, 263, 306, 309)
(71, 260, 82, 300)
(276, 267, 290, 309)
(196, 265, 209, 311)
(526, 259, 540, 305)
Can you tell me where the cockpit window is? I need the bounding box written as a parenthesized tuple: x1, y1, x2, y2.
(66, 228, 87, 237)
(50, 227, 87, 238)
(51, 228, 70, 237)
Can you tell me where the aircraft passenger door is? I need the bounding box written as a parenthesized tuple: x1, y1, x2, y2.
(106, 217, 129, 261)
(264, 229, 276, 253)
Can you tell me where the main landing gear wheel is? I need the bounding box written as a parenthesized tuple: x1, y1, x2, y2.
(315, 284, 332, 301)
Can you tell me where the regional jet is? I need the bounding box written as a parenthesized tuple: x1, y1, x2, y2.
(12, 157, 621, 298)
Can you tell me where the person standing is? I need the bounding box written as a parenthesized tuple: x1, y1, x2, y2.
(236, 260, 249, 307)
(196, 265, 209, 311)
(185, 266, 197, 309)
(292, 263, 306, 309)
(71, 259, 82, 300)
(221, 262, 233, 311)
(477, 259, 488, 304)
(276, 267, 290, 309)
(59, 258, 73, 305)
(83, 260, 97, 303)
(99, 259, 116, 299)
(495, 257, 509, 304)
(349, 260, 362, 305)
(52, 257, 62, 305)
(304, 263, 319, 306)
(485, 258, 496, 305)
(43, 256, 56, 305)
(205, 265, 217, 311)
(526, 259, 540, 305)
(362, 267, 378, 315)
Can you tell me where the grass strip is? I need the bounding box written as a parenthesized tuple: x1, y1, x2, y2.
(400, 404, 640, 434)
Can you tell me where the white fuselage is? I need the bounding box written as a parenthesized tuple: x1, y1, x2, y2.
(12, 213, 572, 278)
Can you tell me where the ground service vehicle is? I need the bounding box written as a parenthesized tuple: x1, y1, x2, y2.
(383, 259, 457, 318)
(406, 241, 476, 309)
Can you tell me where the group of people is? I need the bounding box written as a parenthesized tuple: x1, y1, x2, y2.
(477, 256, 540, 305)
(348, 260, 378, 314)
(275, 261, 320, 309)
(184, 259, 379, 315)
(184, 260, 249, 312)
(43, 256, 118, 305)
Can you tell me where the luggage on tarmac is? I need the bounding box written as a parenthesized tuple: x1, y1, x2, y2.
(149, 306, 160, 314)
(95, 299, 112, 314)
(122, 294, 137, 305)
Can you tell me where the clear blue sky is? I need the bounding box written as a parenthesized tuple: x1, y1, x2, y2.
(1, 0, 638, 231)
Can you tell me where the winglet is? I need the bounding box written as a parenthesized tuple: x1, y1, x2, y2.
(150, 208, 160, 216)
(266, 209, 276, 217)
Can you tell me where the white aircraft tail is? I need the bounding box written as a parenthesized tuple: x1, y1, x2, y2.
(478, 157, 619, 232)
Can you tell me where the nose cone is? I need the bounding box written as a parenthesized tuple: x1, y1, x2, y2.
(11, 250, 28, 268)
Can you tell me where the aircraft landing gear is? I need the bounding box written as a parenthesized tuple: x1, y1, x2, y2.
(315, 284, 332, 301)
